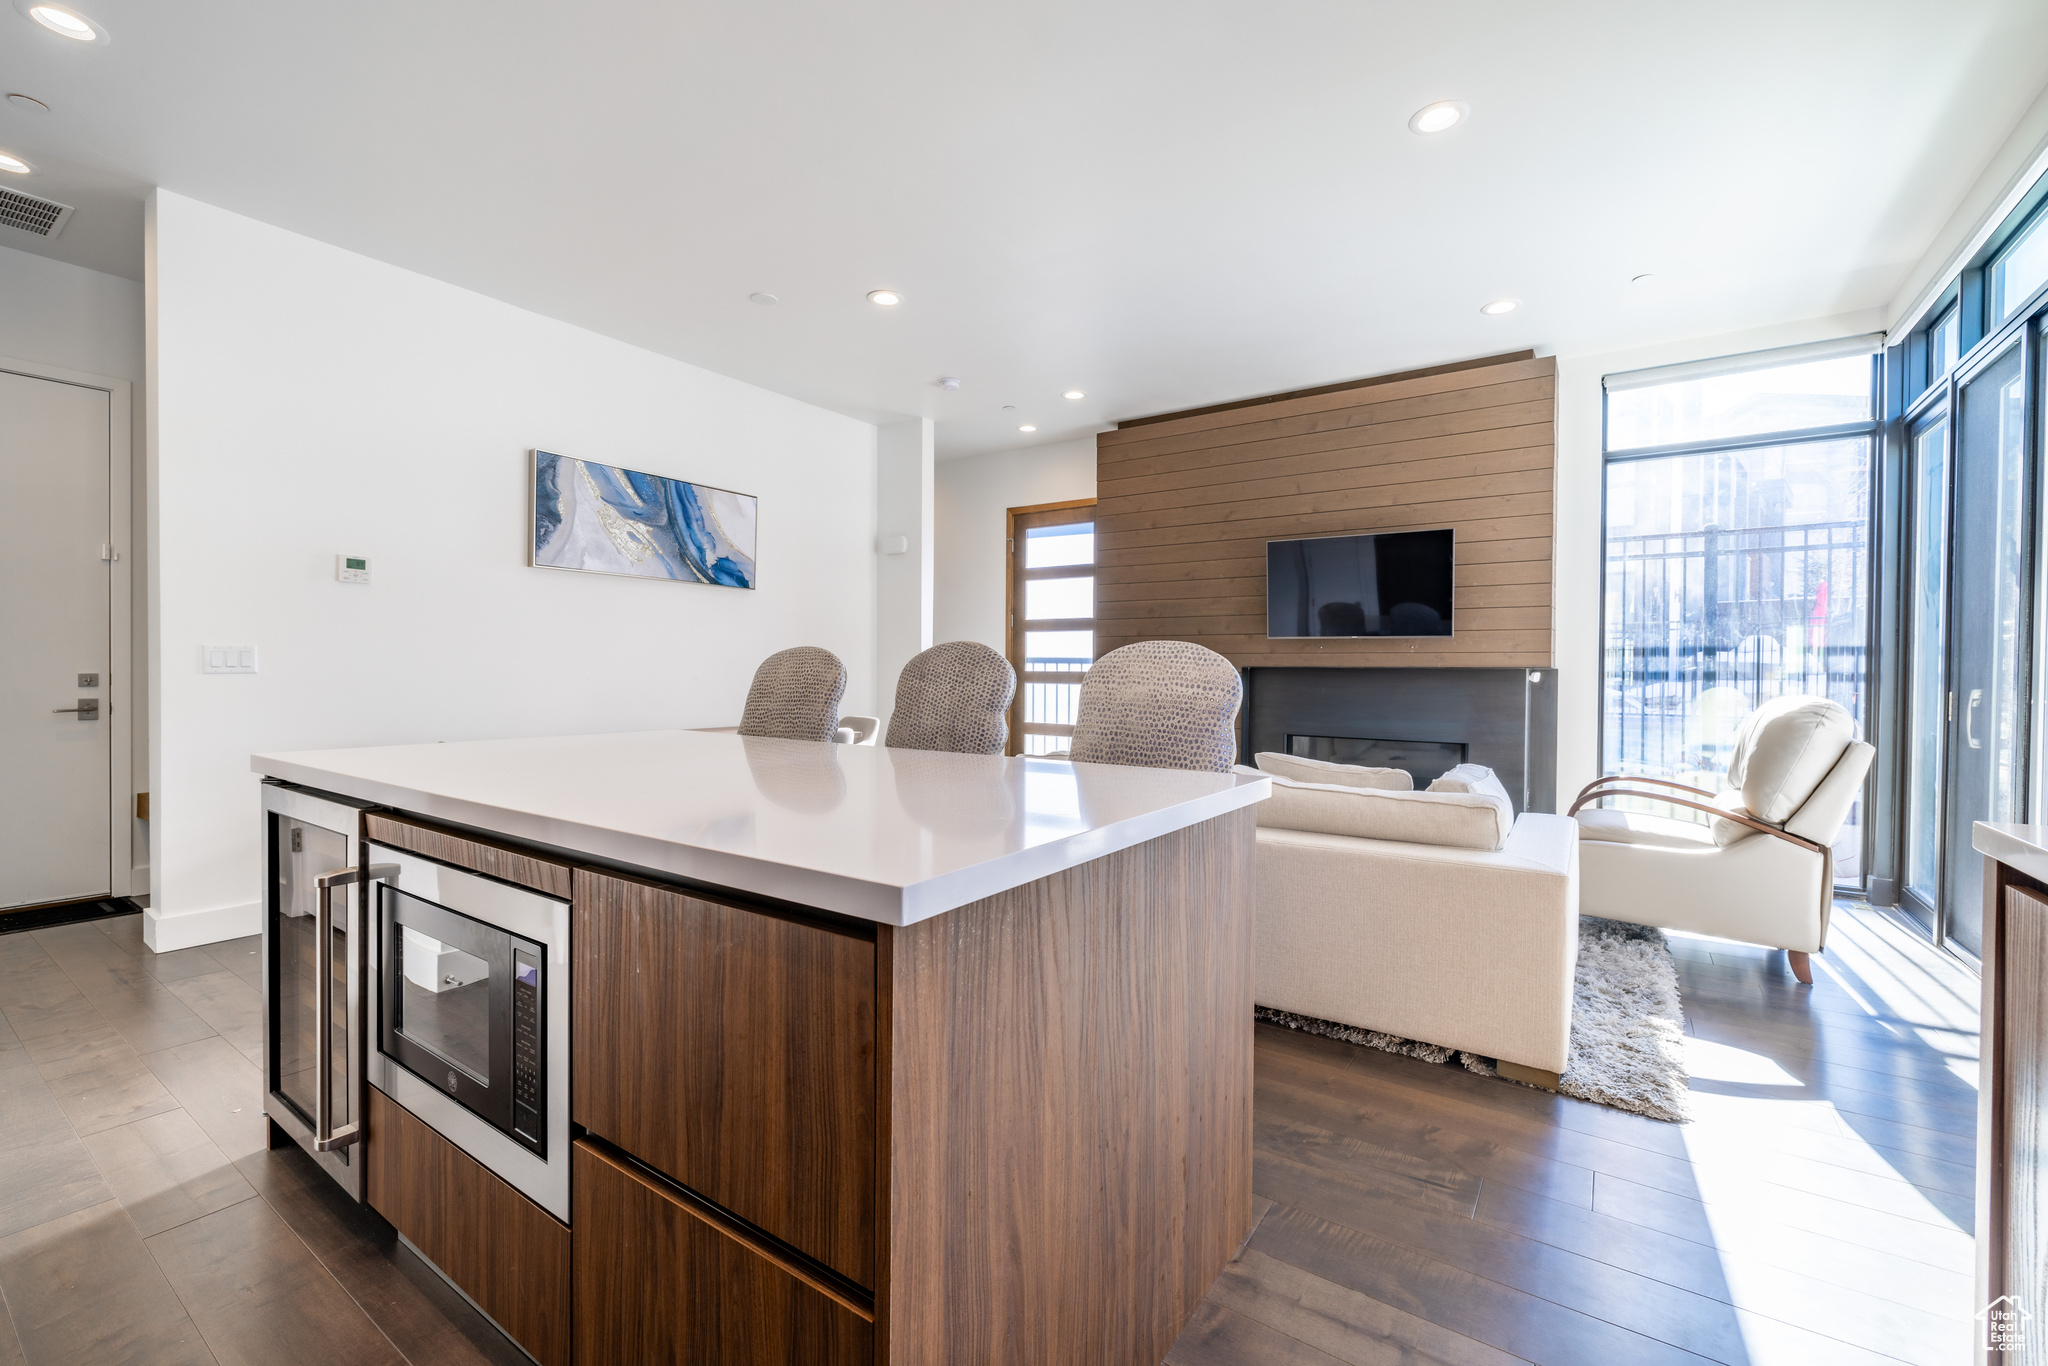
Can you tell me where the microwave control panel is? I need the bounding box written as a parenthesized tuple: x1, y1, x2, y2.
(512, 948, 544, 1154)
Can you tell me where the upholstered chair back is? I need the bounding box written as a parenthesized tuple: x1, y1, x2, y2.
(1068, 641, 1242, 773)
(1725, 696, 1857, 825)
(884, 642, 1017, 755)
(738, 646, 848, 742)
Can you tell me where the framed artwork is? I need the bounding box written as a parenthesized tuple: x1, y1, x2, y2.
(531, 450, 756, 589)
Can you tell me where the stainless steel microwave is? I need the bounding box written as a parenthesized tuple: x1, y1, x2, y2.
(365, 843, 570, 1222)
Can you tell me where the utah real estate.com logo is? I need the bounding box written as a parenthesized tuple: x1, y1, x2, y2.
(1981, 1295, 2030, 1353)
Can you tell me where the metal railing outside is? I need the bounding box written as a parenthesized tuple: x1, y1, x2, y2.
(1601, 519, 1869, 878)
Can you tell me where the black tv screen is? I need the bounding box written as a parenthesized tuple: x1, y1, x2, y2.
(1267, 529, 1455, 638)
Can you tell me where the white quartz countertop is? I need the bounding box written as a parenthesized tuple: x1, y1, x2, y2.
(1976, 822, 2048, 885)
(253, 730, 1270, 926)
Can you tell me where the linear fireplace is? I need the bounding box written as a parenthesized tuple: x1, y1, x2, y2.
(1242, 667, 1557, 812)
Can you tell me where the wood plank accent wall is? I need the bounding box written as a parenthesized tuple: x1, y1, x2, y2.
(1093, 353, 1556, 669)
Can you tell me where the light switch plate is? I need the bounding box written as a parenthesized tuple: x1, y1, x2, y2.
(203, 645, 258, 674)
(337, 555, 371, 584)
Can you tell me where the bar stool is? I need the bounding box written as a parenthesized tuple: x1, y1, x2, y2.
(883, 642, 1017, 756)
(1068, 641, 1241, 773)
(738, 646, 847, 742)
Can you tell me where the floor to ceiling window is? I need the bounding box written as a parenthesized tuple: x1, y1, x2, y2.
(1600, 342, 1880, 881)
(1890, 186, 2048, 956)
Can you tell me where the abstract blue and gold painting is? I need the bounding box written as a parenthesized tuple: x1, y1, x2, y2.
(531, 451, 756, 589)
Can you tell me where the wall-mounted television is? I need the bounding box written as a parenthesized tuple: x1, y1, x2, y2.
(1266, 529, 1455, 638)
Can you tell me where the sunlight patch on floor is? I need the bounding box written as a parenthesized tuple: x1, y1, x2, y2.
(1685, 1037, 1804, 1086)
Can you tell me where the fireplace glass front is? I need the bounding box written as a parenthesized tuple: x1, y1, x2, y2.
(1286, 735, 1468, 789)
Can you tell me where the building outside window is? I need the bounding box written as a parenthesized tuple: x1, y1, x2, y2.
(1600, 343, 1880, 882)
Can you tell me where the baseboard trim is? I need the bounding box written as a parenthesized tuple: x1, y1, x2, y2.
(145, 900, 259, 952)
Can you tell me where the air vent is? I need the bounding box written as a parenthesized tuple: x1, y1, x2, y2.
(0, 186, 73, 239)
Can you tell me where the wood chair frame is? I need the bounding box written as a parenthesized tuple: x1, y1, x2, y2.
(1568, 779, 1833, 984)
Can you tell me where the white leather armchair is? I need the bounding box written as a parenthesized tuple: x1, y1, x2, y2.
(1571, 696, 1874, 983)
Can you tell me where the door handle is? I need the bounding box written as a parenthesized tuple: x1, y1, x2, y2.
(313, 866, 362, 1152)
(1967, 689, 1983, 750)
(52, 699, 100, 719)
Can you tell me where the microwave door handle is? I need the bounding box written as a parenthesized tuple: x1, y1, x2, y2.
(313, 867, 363, 1152)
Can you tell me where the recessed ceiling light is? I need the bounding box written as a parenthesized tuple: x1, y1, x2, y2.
(1630, 273, 1656, 286)
(19, 2, 106, 42)
(1018, 425, 1037, 433)
(0, 152, 32, 174)
(1479, 298, 1520, 316)
(748, 292, 778, 306)
(937, 376, 961, 391)
(866, 289, 902, 306)
(1408, 101, 1467, 135)
(1063, 390, 1084, 400)
(6, 93, 50, 113)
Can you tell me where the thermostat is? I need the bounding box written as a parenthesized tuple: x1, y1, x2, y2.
(337, 555, 372, 584)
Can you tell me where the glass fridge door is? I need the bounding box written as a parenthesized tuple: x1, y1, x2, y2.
(274, 814, 352, 1132)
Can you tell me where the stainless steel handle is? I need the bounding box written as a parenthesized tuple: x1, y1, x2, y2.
(314, 866, 362, 1152)
(1967, 689, 1983, 750)
(53, 699, 100, 718)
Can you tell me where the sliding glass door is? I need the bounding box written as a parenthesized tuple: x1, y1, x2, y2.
(1937, 342, 2031, 954)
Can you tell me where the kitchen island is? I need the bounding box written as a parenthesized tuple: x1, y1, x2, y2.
(252, 729, 1267, 1366)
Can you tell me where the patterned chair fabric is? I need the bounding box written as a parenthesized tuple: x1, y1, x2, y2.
(1068, 640, 1242, 773)
(884, 641, 1017, 756)
(738, 646, 848, 742)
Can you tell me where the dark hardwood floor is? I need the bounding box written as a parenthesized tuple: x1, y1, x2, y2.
(0, 914, 526, 1366)
(1168, 901, 1980, 1366)
(0, 903, 1977, 1365)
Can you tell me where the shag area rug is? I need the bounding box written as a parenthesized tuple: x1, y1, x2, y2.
(1256, 916, 1693, 1123)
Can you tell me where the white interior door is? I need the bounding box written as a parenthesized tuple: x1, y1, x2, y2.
(0, 368, 112, 909)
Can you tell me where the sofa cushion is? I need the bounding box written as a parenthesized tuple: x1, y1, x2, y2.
(1254, 752, 1412, 791)
(1727, 697, 1855, 825)
(1428, 763, 1513, 807)
(1256, 774, 1511, 851)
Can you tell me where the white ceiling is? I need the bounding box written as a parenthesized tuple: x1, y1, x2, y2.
(2, 0, 2046, 457)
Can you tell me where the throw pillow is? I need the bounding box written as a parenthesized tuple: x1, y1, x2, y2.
(1255, 774, 1511, 851)
(1253, 752, 1413, 791)
(1427, 763, 1514, 808)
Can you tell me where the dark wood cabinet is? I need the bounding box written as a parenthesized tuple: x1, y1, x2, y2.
(573, 1139, 874, 1366)
(572, 868, 878, 1287)
(365, 1087, 571, 1366)
(364, 811, 573, 898)
(1980, 853, 2048, 1358)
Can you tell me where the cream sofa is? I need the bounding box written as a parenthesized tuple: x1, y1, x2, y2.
(1248, 755, 1579, 1084)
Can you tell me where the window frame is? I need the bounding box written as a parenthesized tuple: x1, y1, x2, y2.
(1596, 348, 1883, 890)
(1991, 196, 2048, 331)
(1004, 498, 1097, 756)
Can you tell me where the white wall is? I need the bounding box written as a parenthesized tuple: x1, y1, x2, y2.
(933, 437, 1098, 656)
(1550, 308, 1886, 810)
(0, 243, 150, 893)
(874, 418, 934, 733)
(146, 190, 879, 950)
